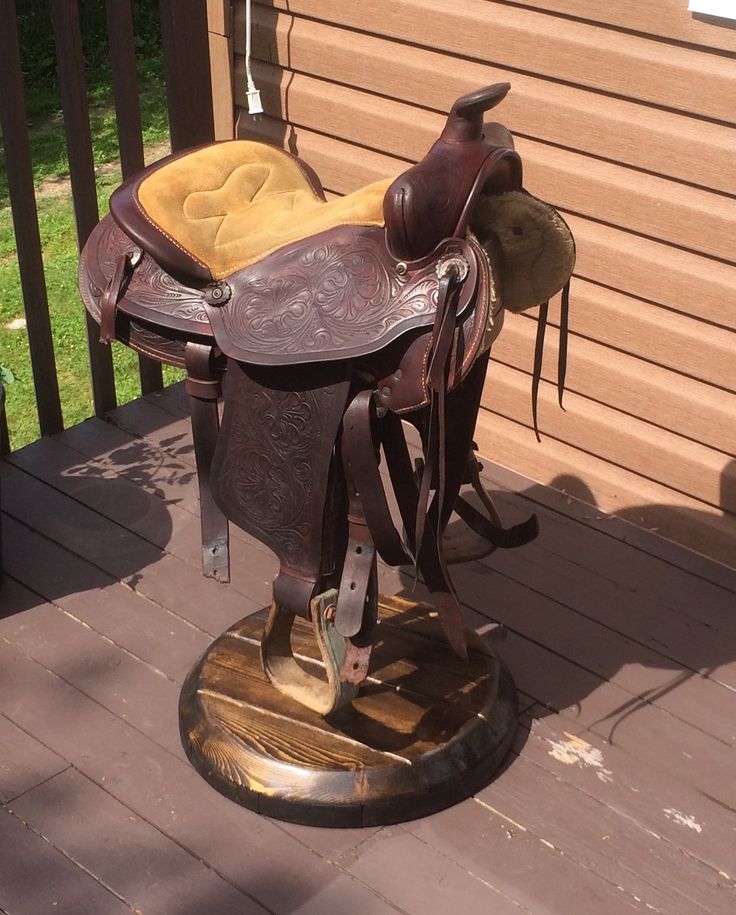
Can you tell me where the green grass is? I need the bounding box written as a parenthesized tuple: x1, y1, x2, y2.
(0, 67, 183, 451)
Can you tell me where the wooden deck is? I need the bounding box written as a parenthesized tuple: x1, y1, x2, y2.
(1, 384, 734, 914)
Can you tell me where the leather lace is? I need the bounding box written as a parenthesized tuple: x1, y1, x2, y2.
(531, 280, 570, 441)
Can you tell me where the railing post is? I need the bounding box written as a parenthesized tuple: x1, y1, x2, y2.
(0, 0, 64, 438)
(51, 0, 117, 417)
(105, 0, 164, 396)
(158, 0, 216, 151)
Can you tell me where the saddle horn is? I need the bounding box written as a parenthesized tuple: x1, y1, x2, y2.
(384, 82, 521, 261)
(441, 82, 511, 142)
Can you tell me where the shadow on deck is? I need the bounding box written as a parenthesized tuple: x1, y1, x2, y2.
(1, 385, 734, 914)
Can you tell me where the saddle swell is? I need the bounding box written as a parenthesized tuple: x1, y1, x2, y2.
(79, 82, 571, 710)
(384, 83, 522, 261)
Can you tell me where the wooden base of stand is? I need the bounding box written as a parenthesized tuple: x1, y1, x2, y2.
(179, 596, 518, 827)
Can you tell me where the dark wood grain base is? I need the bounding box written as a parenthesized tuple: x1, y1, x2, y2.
(179, 596, 518, 827)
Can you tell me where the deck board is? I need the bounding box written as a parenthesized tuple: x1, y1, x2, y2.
(10, 768, 267, 914)
(477, 755, 727, 914)
(0, 807, 131, 915)
(0, 713, 68, 803)
(1, 386, 735, 913)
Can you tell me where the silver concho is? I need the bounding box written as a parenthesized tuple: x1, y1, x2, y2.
(435, 253, 469, 283)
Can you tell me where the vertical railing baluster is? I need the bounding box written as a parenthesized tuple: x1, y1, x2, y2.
(105, 0, 164, 396)
(0, 0, 64, 439)
(158, 0, 216, 152)
(51, 0, 117, 417)
(0, 390, 9, 456)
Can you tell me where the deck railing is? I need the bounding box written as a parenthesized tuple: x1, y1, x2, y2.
(0, 0, 216, 453)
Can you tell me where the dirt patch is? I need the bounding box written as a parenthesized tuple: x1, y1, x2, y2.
(34, 140, 172, 200)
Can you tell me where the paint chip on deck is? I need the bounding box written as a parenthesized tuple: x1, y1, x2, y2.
(663, 808, 703, 833)
(547, 733, 614, 783)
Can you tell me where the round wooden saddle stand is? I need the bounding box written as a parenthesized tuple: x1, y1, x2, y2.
(179, 595, 518, 827)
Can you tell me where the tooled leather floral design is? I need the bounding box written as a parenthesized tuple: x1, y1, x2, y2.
(222, 388, 313, 563)
(84, 219, 209, 324)
(124, 321, 187, 366)
(216, 235, 439, 360)
(213, 366, 349, 569)
(129, 262, 209, 324)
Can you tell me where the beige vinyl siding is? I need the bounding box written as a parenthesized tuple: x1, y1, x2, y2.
(230, 0, 736, 567)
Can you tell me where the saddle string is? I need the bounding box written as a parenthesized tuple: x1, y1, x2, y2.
(531, 280, 571, 440)
(414, 269, 463, 566)
(558, 279, 571, 408)
(99, 248, 141, 344)
(531, 300, 549, 443)
(452, 490, 539, 549)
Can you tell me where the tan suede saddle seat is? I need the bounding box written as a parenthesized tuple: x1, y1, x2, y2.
(110, 140, 393, 284)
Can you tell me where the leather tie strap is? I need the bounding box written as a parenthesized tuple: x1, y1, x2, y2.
(99, 248, 141, 344)
(558, 280, 570, 408)
(453, 496, 538, 548)
(343, 391, 414, 566)
(414, 269, 463, 568)
(531, 280, 571, 439)
(336, 390, 413, 638)
(531, 299, 548, 443)
(335, 391, 377, 638)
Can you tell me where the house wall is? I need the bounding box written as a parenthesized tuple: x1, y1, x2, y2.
(228, 0, 736, 567)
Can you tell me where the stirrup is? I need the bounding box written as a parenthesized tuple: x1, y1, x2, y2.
(260, 590, 372, 716)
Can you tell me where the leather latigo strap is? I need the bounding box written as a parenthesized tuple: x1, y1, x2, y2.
(335, 382, 537, 657)
(531, 280, 571, 442)
(336, 390, 412, 639)
(338, 371, 538, 658)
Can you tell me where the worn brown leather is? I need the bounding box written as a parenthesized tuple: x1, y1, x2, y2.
(79, 82, 547, 697)
(210, 358, 352, 620)
(383, 85, 522, 261)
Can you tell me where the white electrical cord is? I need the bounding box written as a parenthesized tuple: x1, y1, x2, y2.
(245, 0, 263, 115)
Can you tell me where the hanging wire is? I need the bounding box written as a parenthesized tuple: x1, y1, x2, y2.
(244, 0, 263, 115)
